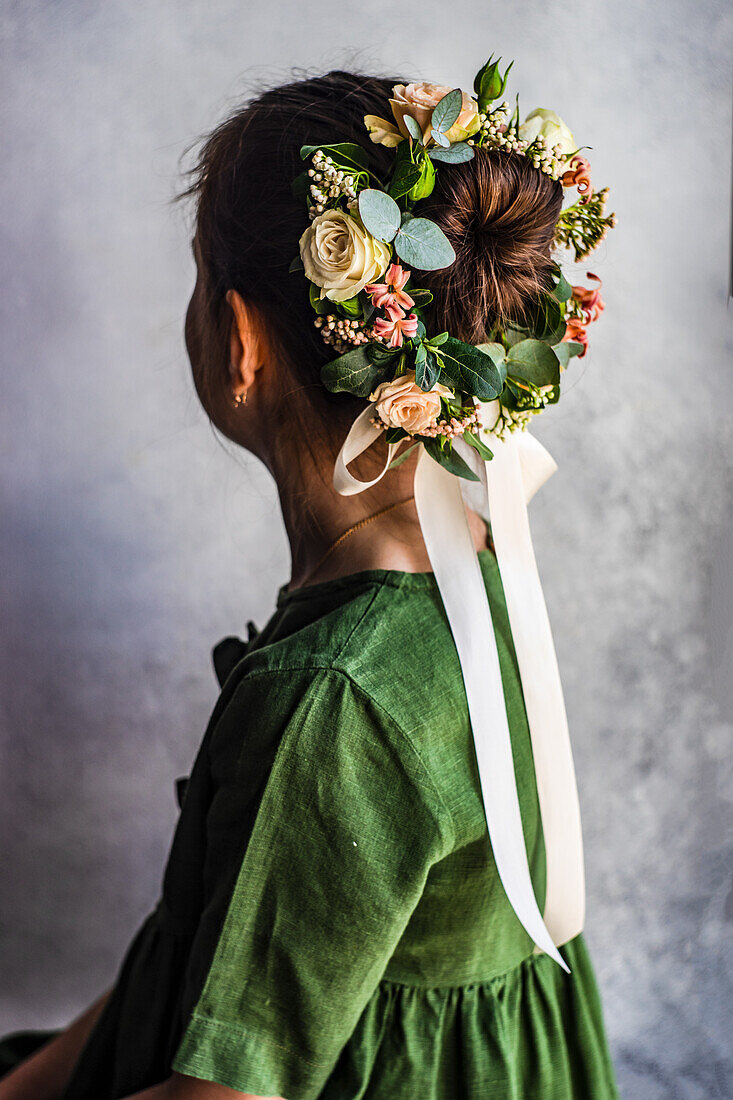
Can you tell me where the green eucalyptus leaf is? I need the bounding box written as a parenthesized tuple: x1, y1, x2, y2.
(464, 430, 494, 461)
(552, 342, 571, 369)
(394, 218, 456, 271)
(422, 438, 481, 482)
(358, 189, 401, 243)
(415, 348, 440, 391)
(289, 254, 305, 273)
(428, 141, 475, 164)
(565, 340, 585, 358)
(408, 155, 436, 201)
(321, 347, 385, 398)
(403, 115, 423, 142)
(431, 128, 450, 148)
(431, 88, 463, 134)
(437, 337, 504, 400)
(300, 142, 368, 169)
(506, 339, 561, 387)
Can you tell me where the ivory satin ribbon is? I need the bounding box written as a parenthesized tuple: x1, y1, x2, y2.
(333, 401, 585, 971)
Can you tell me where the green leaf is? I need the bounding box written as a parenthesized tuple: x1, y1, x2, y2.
(524, 293, 565, 340)
(506, 339, 561, 387)
(552, 271, 573, 302)
(291, 171, 311, 199)
(431, 89, 463, 134)
(409, 289, 433, 309)
(415, 348, 440, 391)
(358, 189, 401, 243)
(366, 342, 400, 368)
(385, 426, 409, 444)
(388, 142, 422, 199)
(565, 340, 585, 358)
(394, 218, 456, 271)
(426, 331, 449, 346)
(338, 295, 362, 318)
(475, 341, 507, 382)
(407, 155, 436, 201)
(403, 115, 423, 142)
(300, 143, 368, 169)
(431, 128, 450, 148)
(422, 438, 481, 482)
(428, 141, 475, 164)
(437, 337, 504, 400)
(552, 342, 571, 369)
(289, 254, 305, 273)
(388, 442, 420, 469)
(308, 283, 330, 315)
(321, 347, 385, 398)
(464, 430, 494, 461)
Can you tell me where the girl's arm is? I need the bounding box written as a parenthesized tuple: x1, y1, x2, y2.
(0, 990, 110, 1100)
(126, 1073, 285, 1099)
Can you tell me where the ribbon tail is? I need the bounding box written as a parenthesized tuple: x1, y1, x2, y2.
(477, 431, 586, 947)
(414, 448, 569, 971)
(333, 403, 399, 496)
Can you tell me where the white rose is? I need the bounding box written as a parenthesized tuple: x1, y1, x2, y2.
(370, 371, 453, 435)
(299, 210, 391, 303)
(518, 108, 577, 158)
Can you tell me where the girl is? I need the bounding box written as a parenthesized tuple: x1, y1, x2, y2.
(0, 68, 619, 1099)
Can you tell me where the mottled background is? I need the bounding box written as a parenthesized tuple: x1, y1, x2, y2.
(1, 1, 731, 1096)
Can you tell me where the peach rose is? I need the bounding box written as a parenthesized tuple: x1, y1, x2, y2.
(299, 210, 391, 302)
(370, 371, 453, 434)
(390, 83, 480, 144)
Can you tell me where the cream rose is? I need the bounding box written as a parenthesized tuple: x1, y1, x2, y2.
(299, 210, 391, 302)
(390, 83, 481, 144)
(518, 108, 577, 158)
(370, 371, 453, 435)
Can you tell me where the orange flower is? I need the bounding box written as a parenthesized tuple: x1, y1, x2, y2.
(561, 154, 593, 203)
(561, 317, 588, 357)
(571, 273, 604, 323)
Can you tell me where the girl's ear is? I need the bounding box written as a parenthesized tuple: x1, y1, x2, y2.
(225, 290, 267, 400)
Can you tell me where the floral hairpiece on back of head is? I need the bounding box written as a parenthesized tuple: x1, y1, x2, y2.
(290, 52, 617, 482)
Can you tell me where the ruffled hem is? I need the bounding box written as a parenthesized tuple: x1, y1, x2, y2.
(321, 934, 618, 1100)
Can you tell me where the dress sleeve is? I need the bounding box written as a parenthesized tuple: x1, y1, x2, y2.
(171, 667, 453, 1099)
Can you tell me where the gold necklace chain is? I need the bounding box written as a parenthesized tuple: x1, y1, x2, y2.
(301, 495, 415, 586)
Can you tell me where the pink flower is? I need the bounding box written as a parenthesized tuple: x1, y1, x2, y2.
(571, 273, 605, 324)
(373, 312, 419, 348)
(365, 263, 415, 320)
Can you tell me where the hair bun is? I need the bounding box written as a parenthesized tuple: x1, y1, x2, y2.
(418, 146, 563, 344)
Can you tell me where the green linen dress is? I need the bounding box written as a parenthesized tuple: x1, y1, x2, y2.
(0, 549, 619, 1099)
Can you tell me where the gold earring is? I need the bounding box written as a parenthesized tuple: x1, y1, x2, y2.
(233, 391, 247, 408)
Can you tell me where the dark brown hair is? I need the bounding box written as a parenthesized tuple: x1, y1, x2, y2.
(182, 70, 562, 443)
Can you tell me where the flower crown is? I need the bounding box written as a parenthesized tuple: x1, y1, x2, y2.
(291, 53, 616, 482)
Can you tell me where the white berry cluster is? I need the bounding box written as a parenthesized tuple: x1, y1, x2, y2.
(314, 314, 373, 354)
(470, 103, 566, 181)
(308, 151, 358, 218)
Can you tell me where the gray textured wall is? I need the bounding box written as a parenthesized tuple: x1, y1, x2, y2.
(1, 2, 732, 1096)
